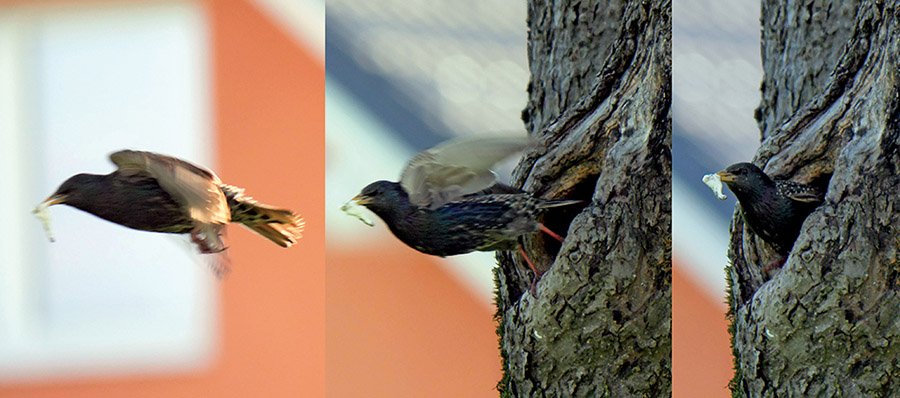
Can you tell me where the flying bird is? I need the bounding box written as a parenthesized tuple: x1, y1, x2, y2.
(36, 150, 304, 257)
(717, 162, 825, 257)
(345, 136, 580, 282)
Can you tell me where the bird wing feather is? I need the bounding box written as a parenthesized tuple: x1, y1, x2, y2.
(400, 136, 531, 208)
(776, 180, 825, 204)
(110, 150, 230, 225)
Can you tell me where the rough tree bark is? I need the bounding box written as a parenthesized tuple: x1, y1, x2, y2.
(494, 0, 671, 396)
(728, 0, 900, 396)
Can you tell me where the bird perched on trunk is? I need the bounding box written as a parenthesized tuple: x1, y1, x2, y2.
(344, 136, 580, 282)
(717, 162, 826, 257)
(36, 150, 304, 258)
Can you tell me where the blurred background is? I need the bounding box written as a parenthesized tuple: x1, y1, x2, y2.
(0, 0, 324, 396)
(324, 0, 528, 396)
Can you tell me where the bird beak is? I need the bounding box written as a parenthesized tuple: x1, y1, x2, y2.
(716, 171, 735, 183)
(40, 194, 67, 207)
(350, 195, 371, 206)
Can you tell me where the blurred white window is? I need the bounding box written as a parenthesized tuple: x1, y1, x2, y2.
(0, 1, 216, 381)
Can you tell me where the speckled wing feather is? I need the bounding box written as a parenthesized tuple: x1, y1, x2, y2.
(429, 194, 581, 254)
(399, 136, 531, 209)
(109, 150, 230, 225)
(775, 180, 825, 204)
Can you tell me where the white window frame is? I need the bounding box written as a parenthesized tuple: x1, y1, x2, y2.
(0, 1, 217, 381)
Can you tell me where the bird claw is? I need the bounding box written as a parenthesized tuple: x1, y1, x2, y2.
(208, 252, 231, 278)
(528, 276, 542, 295)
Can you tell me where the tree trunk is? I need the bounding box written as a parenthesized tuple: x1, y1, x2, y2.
(494, 0, 672, 396)
(729, 0, 900, 396)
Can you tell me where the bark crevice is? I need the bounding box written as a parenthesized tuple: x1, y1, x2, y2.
(496, 0, 671, 396)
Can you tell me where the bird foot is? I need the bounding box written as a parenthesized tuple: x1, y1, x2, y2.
(208, 252, 231, 278)
(761, 257, 787, 274)
(518, 246, 544, 294)
(191, 228, 227, 254)
(528, 276, 545, 296)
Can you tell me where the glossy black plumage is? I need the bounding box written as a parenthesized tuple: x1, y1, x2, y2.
(354, 180, 577, 257)
(40, 150, 304, 254)
(718, 162, 825, 255)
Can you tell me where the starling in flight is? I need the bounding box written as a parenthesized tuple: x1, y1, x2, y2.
(717, 162, 825, 256)
(37, 150, 304, 255)
(346, 136, 580, 280)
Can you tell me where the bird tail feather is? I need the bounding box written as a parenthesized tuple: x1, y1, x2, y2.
(239, 204, 305, 248)
(220, 184, 304, 248)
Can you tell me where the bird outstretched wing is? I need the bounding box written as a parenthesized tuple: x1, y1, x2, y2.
(400, 136, 532, 208)
(109, 150, 230, 225)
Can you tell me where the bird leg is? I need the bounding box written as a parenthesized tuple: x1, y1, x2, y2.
(518, 245, 543, 293)
(190, 229, 230, 277)
(519, 224, 566, 294)
(518, 245, 542, 278)
(539, 223, 565, 242)
(191, 227, 226, 254)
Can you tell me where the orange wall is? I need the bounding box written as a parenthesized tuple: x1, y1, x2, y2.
(0, 0, 326, 396)
(672, 260, 732, 397)
(326, 243, 502, 398)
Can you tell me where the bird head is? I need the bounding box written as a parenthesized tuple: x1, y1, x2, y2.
(717, 162, 773, 199)
(33, 174, 102, 243)
(40, 173, 100, 208)
(351, 181, 409, 217)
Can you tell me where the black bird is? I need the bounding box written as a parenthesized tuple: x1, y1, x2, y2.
(37, 150, 304, 255)
(347, 136, 579, 279)
(717, 162, 825, 256)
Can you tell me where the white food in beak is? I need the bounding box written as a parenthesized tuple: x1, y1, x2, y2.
(32, 201, 56, 242)
(702, 173, 727, 200)
(341, 199, 375, 227)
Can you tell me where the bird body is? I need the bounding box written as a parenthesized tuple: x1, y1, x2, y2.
(54, 171, 194, 234)
(39, 150, 303, 254)
(718, 162, 825, 255)
(357, 180, 578, 257)
(348, 136, 580, 283)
